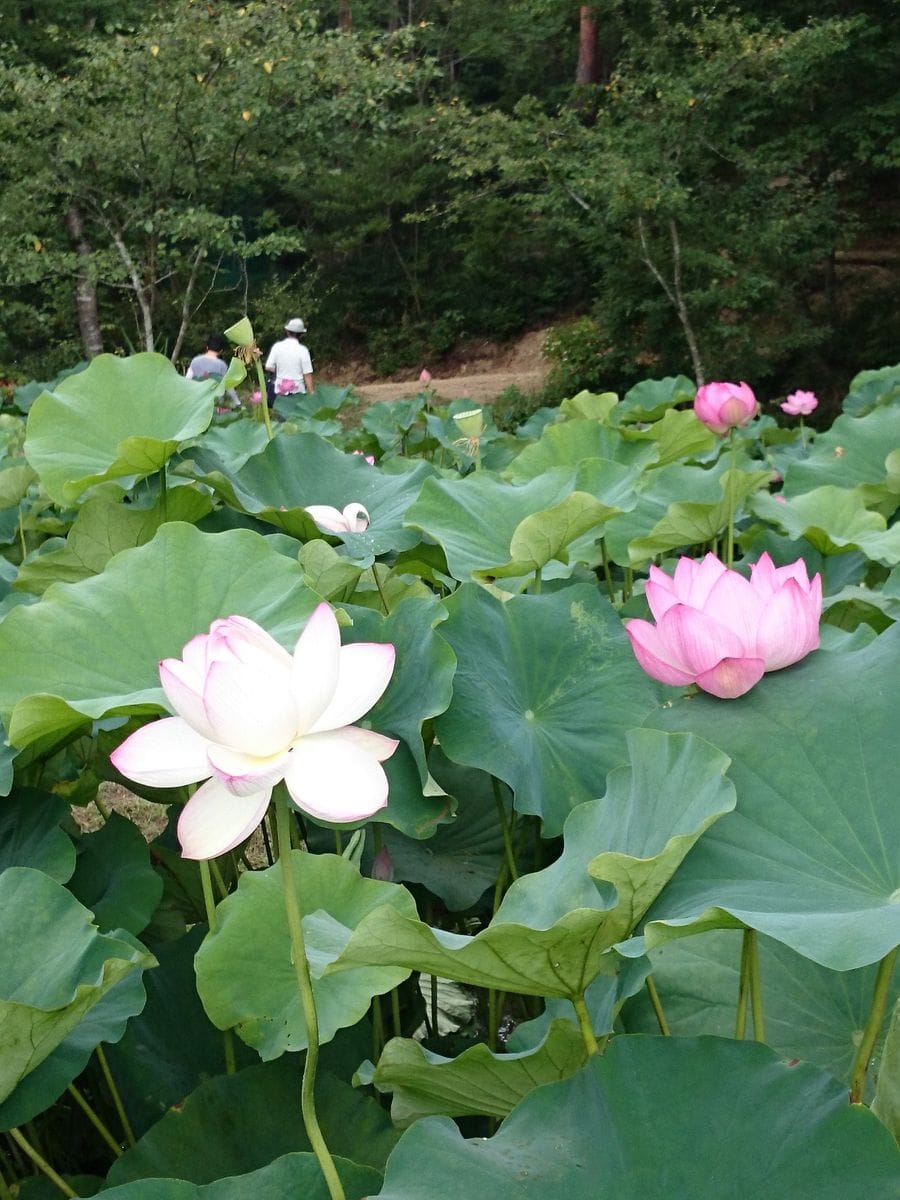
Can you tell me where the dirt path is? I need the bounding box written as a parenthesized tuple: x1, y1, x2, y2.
(325, 327, 550, 407)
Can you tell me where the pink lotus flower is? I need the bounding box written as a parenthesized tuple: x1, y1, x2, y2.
(110, 606, 397, 859)
(781, 389, 818, 417)
(694, 381, 758, 435)
(419, 369, 432, 385)
(371, 846, 394, 882)
(352, 450, 376, 466)
(624, 552, 822, 699)
(249, 390, 262, 405)
(305, 503, 370, 533)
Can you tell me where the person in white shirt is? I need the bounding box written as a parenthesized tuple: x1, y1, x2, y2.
(264, 318, 315, 396)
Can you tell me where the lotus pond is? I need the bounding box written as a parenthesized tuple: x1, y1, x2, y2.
(0, 350, 898, 1198)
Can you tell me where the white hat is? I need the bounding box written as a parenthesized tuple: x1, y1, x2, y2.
(284, 318, 306, 333)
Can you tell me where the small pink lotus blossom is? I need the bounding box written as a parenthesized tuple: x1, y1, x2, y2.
(305, 503, 370, 533)
(276, 378, 298, 396)
(110, 606, 397, 859)
(625, 552, 821, 699)
(774, 494, 787, 504)
(419, 369, 432, 385)
(694, 381, 758, 435)
(352, 450, 376, 465)
(249, 390, 262, 405)
(781, 390, 818, 417)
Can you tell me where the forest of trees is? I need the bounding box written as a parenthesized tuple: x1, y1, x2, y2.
(1, 0, 898, 402)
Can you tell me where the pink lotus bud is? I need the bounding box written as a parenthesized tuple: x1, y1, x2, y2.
(352, 450, 376, 465)
(250, 390, 262, 405)
(694, 381, 758, 435)
(371, 847, 394, 882)
(624, 551, 821, 700)
(780, 389, 818, 417)
(419, 369, 432, 385)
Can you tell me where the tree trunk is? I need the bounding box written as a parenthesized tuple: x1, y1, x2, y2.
(338, 0, 352, 32)
(576, 5, 602, 87)
(64, 207, 104, 358)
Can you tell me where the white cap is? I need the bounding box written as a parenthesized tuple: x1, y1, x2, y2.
(284, 318, 306, 333)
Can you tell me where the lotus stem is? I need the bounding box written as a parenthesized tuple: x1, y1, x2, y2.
(17, 512, 25, 562)
(372, 994, 385, 1060)
(253, 356, 274, 440)
(372, 566, 391, 615)
(390, 987, 403, 1038)
(573, 993, 600, 1056)
(746, 929, 765, 1042)
(735, 929, 750, 1040)
(850, 946, 897, 1104)
(199, 859, 236, 1074)
(488, 988, 507, 1052)
(0, 1162, 13, 1200)
(159, 461, 168, 524)
(599, 538, 616, 603)
(725, 428, 737, 568)
(66, 1082, 122, 1158)
(209, 858, 229, 901)
(532, 566, 542, 594)
(622, 567, 633, 603)
(645, 975, 671, 1035)
(274, 791, 346, 1200)
(7, 1128, 76, 1199)
(95, 1044, 135, 1148)
(491, 776, 519, 883)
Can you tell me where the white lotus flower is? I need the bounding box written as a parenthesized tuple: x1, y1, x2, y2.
(305, 503, 370, 533)
(110, 605, 397, 859)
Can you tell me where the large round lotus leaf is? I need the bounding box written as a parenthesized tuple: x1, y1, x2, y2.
(784, 405, 900, 499)
(24, 353, 217, 504)
(621, 930, 897, 1098)
(374, 1037, 900, 1199)
(187, 419, 270, 472)
(600, 460, 722, 564)
(106, 1055, 398, 1186)
(434, 583, 662, 836)
(503, 419, 656, 483)
(102, 1152, 381, 1200)
(613, 375, 696, 424)
(405, 463, 635, 584)
(643, 626, 900, 970)
(0, 788, 74, 880)
(13, 488, 213, 597)
(340, 730, 732, 999)
(0, 968, 146, 1131)
(752, 486, 900, 564)
(195, 853, 417, 1058)
(184, 431, 435, 555)
(0, 523, 318, 749)
(0, 867, 154, 1105)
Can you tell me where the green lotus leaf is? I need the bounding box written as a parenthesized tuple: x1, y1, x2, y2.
(484, 491, 621, 580)
(188, 419, 269, 471)
(841, 365, 900, 417)
(600, 460, 723, 564)
(784, 405, 900, 503)
(0, 523, 318, 749)
(558, 390, 619, 421)
(873, 999, 900, 1140)
(433, 584, 662, 835)
(628, 406, 717, 466)
(752, 486, 900, 564)
(106, 1054, 397, 1187)
(622, 931, 897, 1098)
(299, 539, 365, 602)
(195, 853, 417, 1058)
(612, 374, 696, 425)
(183, 432, 434, 555)
(0, 460, 37, 508)
(379, 751, 506, 911)
(628, 466, 772, 563)
(0, 969, 146, 1132)
(68, 814, 163, 935)
(24, 353, 218, 504)
(13, 488, 212, 596)
(0, 788, 74, 880)
(368, 1018, 587, 1125)
(101, 1154, 381, 1200)
(643, 625, 900, 969)
(341, 730, 733, 999)
(375, 1037, 900, 1199)
(0, 867, 154, 1105)
(503, 418, 656, 483)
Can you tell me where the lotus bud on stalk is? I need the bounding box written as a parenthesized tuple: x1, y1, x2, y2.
(693, 381, 758, 435)
(305, 503, 370, 534)
(110, 605, 397, 859)
(625, 551, 822, 699)
(453, 407, 486, 468)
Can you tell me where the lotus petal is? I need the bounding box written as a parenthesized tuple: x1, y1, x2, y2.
(203, 659, 297, 756)
(206, 743, 292, 797)
(177, 777, 272, 860)
(308, 642, 396, 733)
(695, 655, 765, 699)
(110, 716, 212, 787)
(292, 603, 341, 731)
(756, 579, 821, 671)
(284, 729, 391, 821)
